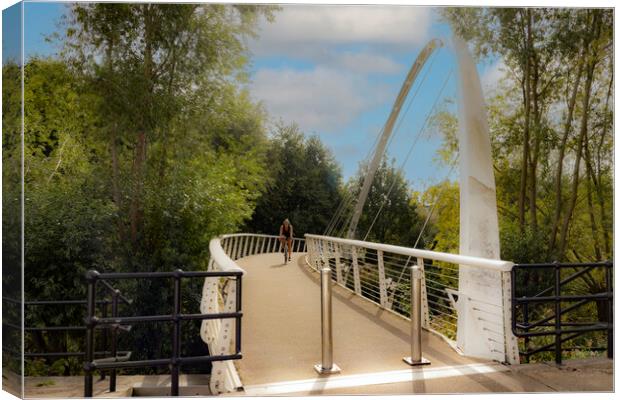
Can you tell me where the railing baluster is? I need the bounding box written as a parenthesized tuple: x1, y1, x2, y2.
(334, 243, 343, 284)
(606, 263, 613, 359)
(241, 236, 248, 258)
(224, 238, 230, 256)
(100, 301, 108, 381)
(171, 270, 182, 396)
(524, 303, 530, 363)
(109, 290, 119, 393)
(232, 237, 239, 260)
(351, 247, 361, 295)
(235, 277, 243, 354)
(416, 257, 430, 329)
(555, 263, 562, 365)
(84, 271, 98, 397)
(377, 250, 387, 308)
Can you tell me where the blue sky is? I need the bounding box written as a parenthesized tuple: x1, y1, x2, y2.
(2, 2, 21, 64)
(18, 2, 505, 191)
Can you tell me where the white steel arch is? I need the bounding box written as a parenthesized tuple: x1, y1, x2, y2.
(343, 36, 519, 364)
(346, 38, 443, 239)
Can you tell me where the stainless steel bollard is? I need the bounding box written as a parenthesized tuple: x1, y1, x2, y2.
(403, 264, 431, 366)
(315, 267, 341, 374)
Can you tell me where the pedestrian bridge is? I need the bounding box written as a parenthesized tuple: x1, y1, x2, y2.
(198, 233, 612, 396)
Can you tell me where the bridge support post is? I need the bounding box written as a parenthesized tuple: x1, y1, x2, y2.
(315, 267, 341, 374)
(403, 265, 431, 366)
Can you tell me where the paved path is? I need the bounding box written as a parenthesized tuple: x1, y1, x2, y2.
(16, 252, 613, 397)
(233, 253, 613, 395)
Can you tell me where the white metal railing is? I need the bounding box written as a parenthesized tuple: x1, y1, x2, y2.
(201, 233, 306, 393)
(219, 233, 306, 261)
(305, 234, 518, 364)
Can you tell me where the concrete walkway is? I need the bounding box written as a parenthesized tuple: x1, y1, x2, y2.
(233, 253, 612, 395)
(15, 252, 613, 397)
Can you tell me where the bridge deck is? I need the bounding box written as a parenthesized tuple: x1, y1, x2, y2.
(15, 252, 612, 397)
(234, 252, 600, 395)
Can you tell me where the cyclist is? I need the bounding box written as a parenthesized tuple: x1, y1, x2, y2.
(279, 218, 294, 262)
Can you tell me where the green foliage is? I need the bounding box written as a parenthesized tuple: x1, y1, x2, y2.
(441, 8, 613, 263)
(15, 4, 278, 375)
(246, 123, 344, 238)
(345, 159, 428, 248)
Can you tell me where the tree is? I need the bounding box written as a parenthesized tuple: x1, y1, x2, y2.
(17, 4, 278, 373)
(441, 8, 613, 262)
(65, 3, 275, 252)
(344, 158, 428, 248)
(247, 123, 344, 238)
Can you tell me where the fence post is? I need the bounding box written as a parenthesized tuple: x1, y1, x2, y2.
(377, 250, 387, 308)
(254, 236, 260, 255)
(554, 263, 562, 365)
(524, 302, 530, 363)
(242, 236, 248, 258)
(109, 290, 119, 392)
(351, 247, 361, 295)
(416, 257, 430, 329)
(314, 268, 340, 374)
(606, 262, 613, 359)
(100, 301, 108, 381)
(334, 243, 343, 285)
(171, 270, 182, 396)
(403, 264, 430, 366)
(84, 270, 98, 397)
(272, 237, 278, 253)
(232, 237, 239, 260)
(307, 239, 316, 269)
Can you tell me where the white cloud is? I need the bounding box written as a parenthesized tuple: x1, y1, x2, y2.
(334, 52, 404, 75)
(245, 5, 435, 133)
(251, 66, 391, 132)
(250, 5, 433, 57)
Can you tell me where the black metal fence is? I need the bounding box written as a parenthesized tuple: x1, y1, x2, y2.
(2, 281, 132, 383)
(511, 261, 613, 364)
(83, 269, 243, 397)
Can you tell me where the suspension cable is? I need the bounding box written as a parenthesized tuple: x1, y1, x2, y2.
(325, 49, 441, 237)
(362, 69, 454, 242)
(386, 156, 459, 304)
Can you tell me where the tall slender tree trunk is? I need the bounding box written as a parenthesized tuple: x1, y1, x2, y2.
(130, 4, 154, 250)
(110, 129, 125, 241)
(518, 9, 532, 233)
(529, 48, 540, 233)
(130, 131, 147, 246)
(558, 13, 601, 259)
(548, 50, 584, 256)
(584, 132, 602, 260)
(103, 36, 126, 245)
(595, 65, 613, 258)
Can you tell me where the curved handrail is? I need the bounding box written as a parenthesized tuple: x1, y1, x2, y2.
(209, 237, 245, 273)
(305, 234, 513, 272)
(202, 233, 306, 394)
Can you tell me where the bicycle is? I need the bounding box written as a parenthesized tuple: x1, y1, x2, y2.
(279, 236, 290, 264)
